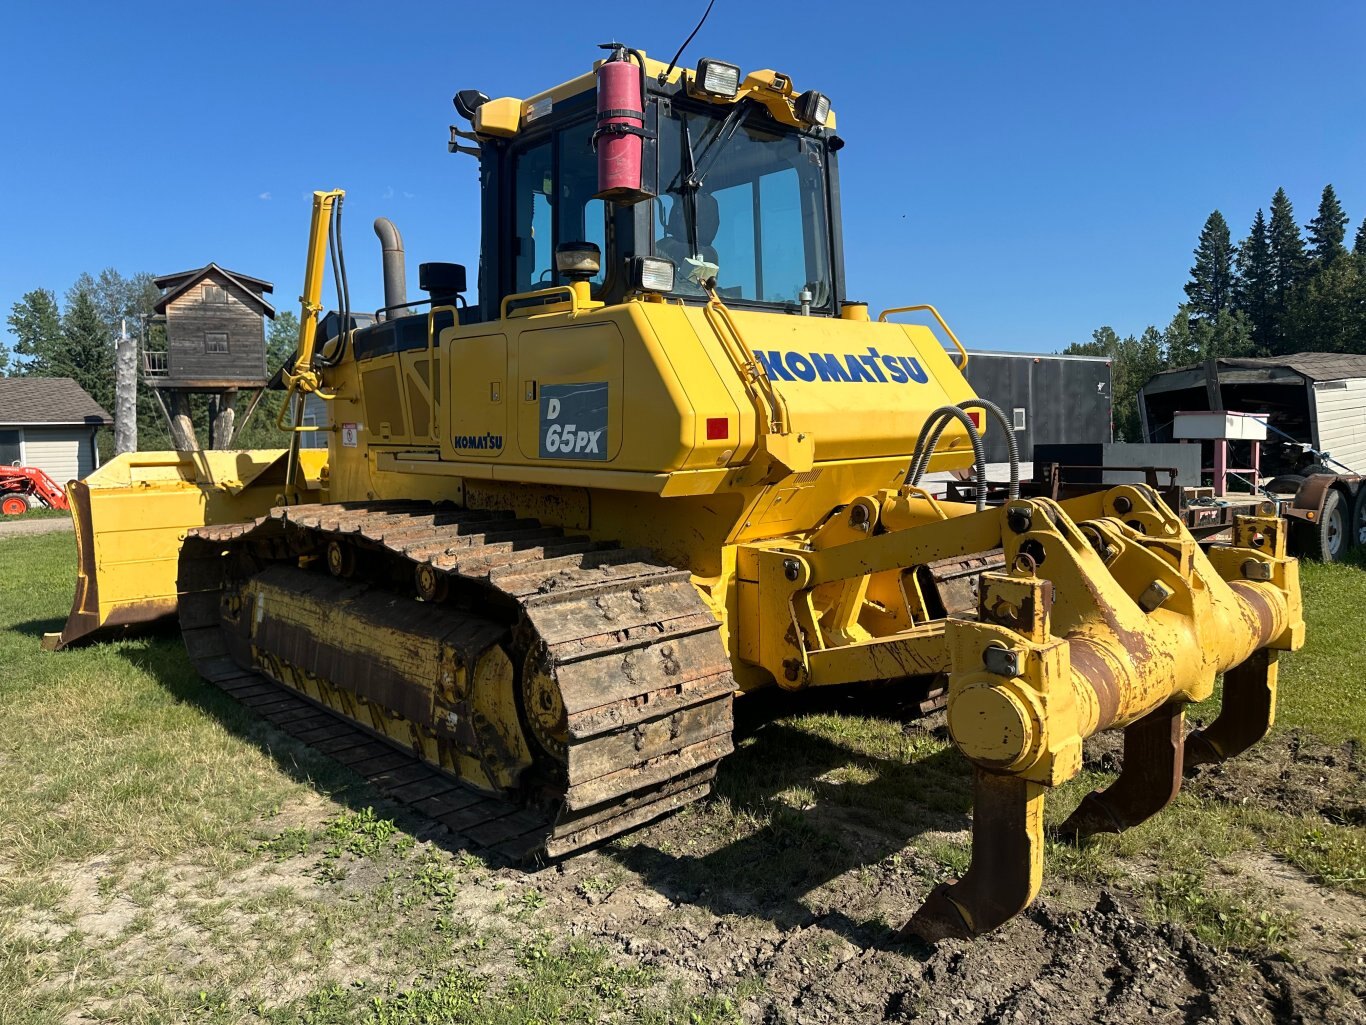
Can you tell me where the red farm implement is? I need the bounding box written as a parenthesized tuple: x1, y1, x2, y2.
(0, 465, 69, 516)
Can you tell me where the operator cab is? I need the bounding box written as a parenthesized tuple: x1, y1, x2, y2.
(452, 50, 846, 322)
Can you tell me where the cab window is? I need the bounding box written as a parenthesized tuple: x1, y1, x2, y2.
(510, 118, 606, 294)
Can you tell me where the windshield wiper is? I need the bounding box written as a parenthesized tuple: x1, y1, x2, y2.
(670, 102, 749, 260)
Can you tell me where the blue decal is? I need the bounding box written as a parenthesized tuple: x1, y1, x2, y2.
(753, 348, 928, 384)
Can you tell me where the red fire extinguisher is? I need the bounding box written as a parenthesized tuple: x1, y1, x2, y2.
(594, 44, 653, 205)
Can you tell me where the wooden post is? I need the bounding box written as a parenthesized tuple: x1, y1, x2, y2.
(208, 389, 238, 449)
(166, 390, 200, 451)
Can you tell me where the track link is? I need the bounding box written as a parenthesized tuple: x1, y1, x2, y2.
(178, 501, 735, 862)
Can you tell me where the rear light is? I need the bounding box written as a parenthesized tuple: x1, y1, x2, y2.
(966, 411, 982, 429)
(706, 417, 729, 440)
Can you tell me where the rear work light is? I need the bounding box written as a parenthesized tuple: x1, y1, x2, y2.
(631, 256, 676, 293)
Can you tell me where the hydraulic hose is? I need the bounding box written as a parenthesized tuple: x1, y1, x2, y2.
(907, 407, 984, 491)
(905, 400, 1020, 504)
(957, 398, 1020, 500)
(906, 405, 988, 510)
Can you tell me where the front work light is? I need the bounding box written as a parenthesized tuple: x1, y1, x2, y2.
(794, 89, 831, 127)
(695, 58, 741, 98)
(631, 256, 676, 292)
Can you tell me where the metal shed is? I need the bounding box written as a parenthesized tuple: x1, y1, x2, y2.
(1138, 353, 1366, 476)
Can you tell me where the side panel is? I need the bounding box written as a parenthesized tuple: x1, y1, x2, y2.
(443, 334, 509, 460)
(515, 322, 624, 461)
(1032, 357, 1111, 453)
(1310, 378, 1366, 473)
(19, 427, 87, 484)
(709, 309, 978, 468)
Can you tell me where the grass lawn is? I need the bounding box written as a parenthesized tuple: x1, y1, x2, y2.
(1, 528, 1363, 1023)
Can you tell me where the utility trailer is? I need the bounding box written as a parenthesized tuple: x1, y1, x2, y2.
(962, 350, 1112, 464)
(1138, 354, 1366, 562)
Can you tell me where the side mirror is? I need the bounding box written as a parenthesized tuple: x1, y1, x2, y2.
(453, 90, 490, 121)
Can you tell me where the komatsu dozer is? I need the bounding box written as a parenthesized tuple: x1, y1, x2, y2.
(48, 46, 1303, 941)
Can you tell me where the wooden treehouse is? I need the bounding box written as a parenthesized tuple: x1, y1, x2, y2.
(145, 263, 275, 449)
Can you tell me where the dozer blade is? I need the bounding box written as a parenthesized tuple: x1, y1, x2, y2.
(42, 449, 326, 650)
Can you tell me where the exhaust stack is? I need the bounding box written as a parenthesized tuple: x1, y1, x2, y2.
(373, 217, 409, 319)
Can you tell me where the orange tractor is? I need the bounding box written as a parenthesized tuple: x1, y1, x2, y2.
(0, 464, 69, 517)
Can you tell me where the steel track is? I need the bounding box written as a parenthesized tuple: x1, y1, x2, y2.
(178, 501, 735, 863)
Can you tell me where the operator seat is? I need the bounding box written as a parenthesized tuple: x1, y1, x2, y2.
(656, 192, 720, 291)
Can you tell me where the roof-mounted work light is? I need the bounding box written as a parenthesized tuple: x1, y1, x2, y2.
(794, 89, 831, 127)
(695, 58, 741, 98)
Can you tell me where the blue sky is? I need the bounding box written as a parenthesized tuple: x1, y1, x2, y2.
(1, 1, 1362, 352)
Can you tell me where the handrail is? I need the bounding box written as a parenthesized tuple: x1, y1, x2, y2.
(877, 303, 969, 371)
(275, 391, 329, 433)
(425, 304, 459, 441)
(500, 285, 579, 320)
(703, 291, 791, 437)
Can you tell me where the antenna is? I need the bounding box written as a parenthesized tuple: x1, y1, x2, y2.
(659, 0, 718, 85)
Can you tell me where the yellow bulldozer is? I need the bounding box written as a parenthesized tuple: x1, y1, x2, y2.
(45, 46, 1303, 942)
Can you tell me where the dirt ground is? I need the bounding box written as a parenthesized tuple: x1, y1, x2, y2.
(502, 723, 1366, 1024)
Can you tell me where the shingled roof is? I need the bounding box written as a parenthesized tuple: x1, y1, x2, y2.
(0, 378, 113, 426)
(151, 263, 276, 318)
(1160, 352, 1366, 384)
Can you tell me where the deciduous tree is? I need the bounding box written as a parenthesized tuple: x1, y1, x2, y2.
(1163, 305, 1255, 365)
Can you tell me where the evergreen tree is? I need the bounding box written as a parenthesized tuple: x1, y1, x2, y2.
(1184, 211, 1236, 320)
(6, 288, 65, 375)
(1306, 184, 1349, 266)
(1267, 187, 1308, 351)
(1282, 258, 1366, 354)
(1355, 219, 1366, 257)
(1235, 209, 1274, 353)
(1164, 305, 1255, 365)
(59, 281, 116, 413)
